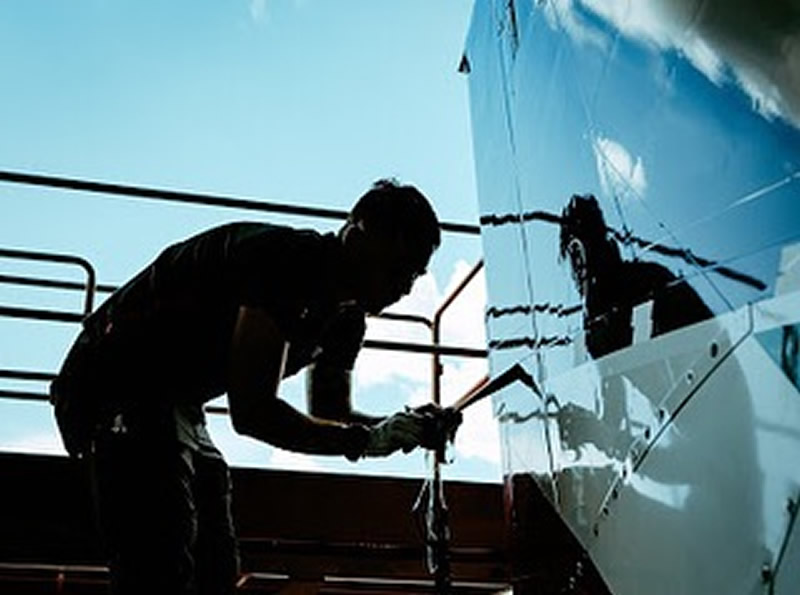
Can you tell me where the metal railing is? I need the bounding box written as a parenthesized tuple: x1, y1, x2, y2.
(0, 247, 96, 321)
(0, 251, 486, 405)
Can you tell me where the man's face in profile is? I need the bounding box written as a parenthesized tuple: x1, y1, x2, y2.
(566, 237, 589, 297)
(353, 223, 427, 315)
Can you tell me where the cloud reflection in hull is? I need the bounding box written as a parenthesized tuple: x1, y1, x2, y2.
(547, 0, 800, 129)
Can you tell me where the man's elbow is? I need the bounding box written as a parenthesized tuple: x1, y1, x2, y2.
(228, 395, 264, 439)
(307, 364, 353, 422)
(309, 401, 348, 423)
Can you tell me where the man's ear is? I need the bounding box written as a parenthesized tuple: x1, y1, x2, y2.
(342, 220, 367, 248)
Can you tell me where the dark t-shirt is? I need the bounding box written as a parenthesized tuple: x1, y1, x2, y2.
(584, 260, 713, 359)
(83, 222, 365, 406)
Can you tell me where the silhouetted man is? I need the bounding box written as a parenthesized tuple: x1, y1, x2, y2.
(50, 179, 456, 594)
(560, 194, 712, 359)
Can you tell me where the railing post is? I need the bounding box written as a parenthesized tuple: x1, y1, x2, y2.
(425, 259, 485, 594)
(431, 260, 484, 406)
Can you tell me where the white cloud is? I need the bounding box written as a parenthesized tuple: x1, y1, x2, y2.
(550, 0, 800, 129)
(354, 274, 437, 389)
(455, 396, 501, 465)
(578, 0, 726, 84)
(439, 260, 488, 348)
(542, 0, 609, 51)
(593, 136, 648, 199)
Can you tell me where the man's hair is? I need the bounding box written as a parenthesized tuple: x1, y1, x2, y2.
(350, 178, 441, 269)
(559, 194, 616, 262)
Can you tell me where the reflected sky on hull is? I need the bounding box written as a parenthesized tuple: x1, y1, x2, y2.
(545, 0, 800, 130)
(465, 1, 800, 590)
(470, 0, 800, 365)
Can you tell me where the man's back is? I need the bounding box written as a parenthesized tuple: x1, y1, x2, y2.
(84, 222, 360, 404)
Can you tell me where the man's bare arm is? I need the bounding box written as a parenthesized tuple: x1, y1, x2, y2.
(227, 306, 367, 459)
(306, 362, 384, 426)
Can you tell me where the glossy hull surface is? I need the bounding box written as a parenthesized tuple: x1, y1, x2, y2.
(463, 1, 800, 592)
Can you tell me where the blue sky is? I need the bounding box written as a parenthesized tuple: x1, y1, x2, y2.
(0, 1, 501, 481)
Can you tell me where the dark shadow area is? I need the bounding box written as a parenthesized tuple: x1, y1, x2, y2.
(504, 472, 612, 595)
(0, 452, 508, 594)
(559, 194, 714, 359)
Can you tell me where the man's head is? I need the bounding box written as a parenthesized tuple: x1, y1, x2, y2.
(341, 179, 440, 314)
(559, 194, 620, 296)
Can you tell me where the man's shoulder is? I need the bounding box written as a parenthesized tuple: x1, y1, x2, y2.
(622, 258, 674, 277)
(225, 223, 341, 305)
(176, 221, 330, 271)
(620, 259, 677, 290)
(219, 221, 330, 252)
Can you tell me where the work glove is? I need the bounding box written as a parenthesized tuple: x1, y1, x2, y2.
(408, 403, 463, 450)
(364, 410, 426, 457)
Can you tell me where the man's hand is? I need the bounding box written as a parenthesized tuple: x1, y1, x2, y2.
(408, 403, 463, 450)
(362, 404, 464, 458)
(364, 411, 426, 456)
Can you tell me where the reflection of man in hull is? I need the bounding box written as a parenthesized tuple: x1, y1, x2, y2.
(559, 194, 712, 359)
(552, 194, 761, 593)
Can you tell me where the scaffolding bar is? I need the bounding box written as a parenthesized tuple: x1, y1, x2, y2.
(0, 305, 83, 324)
(0, 273, 116, 295)
(0, 169, 480, 235)
(364, 339, 485, 358)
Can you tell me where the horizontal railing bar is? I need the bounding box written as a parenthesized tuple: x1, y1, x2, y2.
(0, 562, 109, 575)
(0, 170, 480, 235)
(0, 273, 433, 330)
(0, 247, 93, 270)
(0, 305, 83, 323)
(364, 339, 486, 358)
(0, 273, 116, 295)
(0, 389, 48, 402)
(0, 338, 486, 401)
(0, 273, 86, 292)
(1, 305, 482, 356)
(0, 369, 55, 382)
(0, 309, 484, 358)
